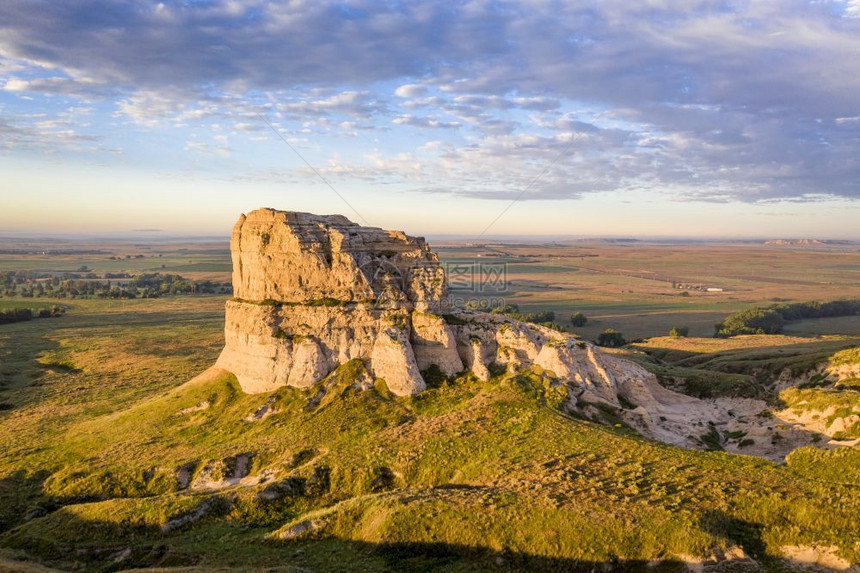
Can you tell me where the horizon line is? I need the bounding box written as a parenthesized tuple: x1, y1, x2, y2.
(1, 232, 859, 245)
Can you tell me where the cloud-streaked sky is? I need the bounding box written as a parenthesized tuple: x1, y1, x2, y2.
(3, 0, 860, 238)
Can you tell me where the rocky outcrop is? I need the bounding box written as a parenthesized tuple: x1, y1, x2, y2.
(215, 208, 734, 450)
(411, 311, 463, 376)
(371, 327, 425, 395)
(217, 208, 454, 394)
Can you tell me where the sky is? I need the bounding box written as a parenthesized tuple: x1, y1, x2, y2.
(2, 0, 860, 239)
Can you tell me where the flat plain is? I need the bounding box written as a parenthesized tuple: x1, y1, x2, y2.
(436, 240, 860, 340)
(6, 236, 859, 341)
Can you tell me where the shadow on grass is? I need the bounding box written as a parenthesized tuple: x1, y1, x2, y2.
(369, 542, 692, 572)
(701, 510, 767, 562)
(0, 470, 51, 535)
(0, 505, 780, 573)
(0, 314, 69, 404)
(4, 500, 854, 572)
(0, 529, 707, 573)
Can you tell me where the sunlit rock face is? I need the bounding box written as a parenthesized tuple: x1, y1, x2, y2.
(217, 208, 451, 395)
(229, 208, 446, 310)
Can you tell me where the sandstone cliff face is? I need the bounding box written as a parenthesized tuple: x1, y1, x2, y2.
(215, 208, 730, 450)
(229, 209, 445, 310)
(217, 208, 452, 395)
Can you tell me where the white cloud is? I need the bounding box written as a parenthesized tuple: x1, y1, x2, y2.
(0, 114, 102, 153)
(115, 92, 181, 126)
(513, 97, 560, 112)
(276, 90, 385, 120)
(394, 84, 427, 98)
(392, 115, 460, 129)
(183, 138, 231, 157)
(3, 78, 29, 91)
(2, 76, 108, 98)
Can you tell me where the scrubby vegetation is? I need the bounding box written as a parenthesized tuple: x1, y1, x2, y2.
(630, 335, 860, 399)
(668, 326, 688, 338)
(775, 299, 860, 321)
(654, 367, 760, 399)
(715, 308, 785, 337)
(786, 447, 860, 485)
(570, 312, 588, 327)
(780, 387, 860, 439)
(830, 346, 860, 367)
(488, 302, 561, 329)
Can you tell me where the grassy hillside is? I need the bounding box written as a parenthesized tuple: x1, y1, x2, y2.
(629, 335, 860, 399)
(1, 298, 859, 571)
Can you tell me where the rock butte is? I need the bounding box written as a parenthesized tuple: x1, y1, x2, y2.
(216, 208, 735, 449)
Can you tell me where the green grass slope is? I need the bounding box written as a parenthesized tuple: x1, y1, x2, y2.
(2, 368, 859, 571)
(1, 298, 859, 571)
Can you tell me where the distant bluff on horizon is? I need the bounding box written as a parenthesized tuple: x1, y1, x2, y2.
(215, 208, 753, 450)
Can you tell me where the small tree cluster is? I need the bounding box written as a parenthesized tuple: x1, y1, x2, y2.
(570, 312, 587, 327)
(0, 271, 231, 300)
(715, 308, 784, 337)
(595, 328, 627, 348)
(490, 303, 556, 324)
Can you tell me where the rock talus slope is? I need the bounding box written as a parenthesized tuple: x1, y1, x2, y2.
(216, 208, 728, 449)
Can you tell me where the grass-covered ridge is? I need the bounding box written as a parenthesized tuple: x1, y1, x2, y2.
(629, 334, 860, 399)
(830, 345, 860, 368)
(1, 296, 859, 571)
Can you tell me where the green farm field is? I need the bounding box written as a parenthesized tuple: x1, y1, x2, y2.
(0, 296, 227, 457)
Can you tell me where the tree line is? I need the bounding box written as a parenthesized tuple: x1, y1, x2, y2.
(715, 299, 860, 337)
(0, 305, 66, 325)
(1, 271, 231, 300)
